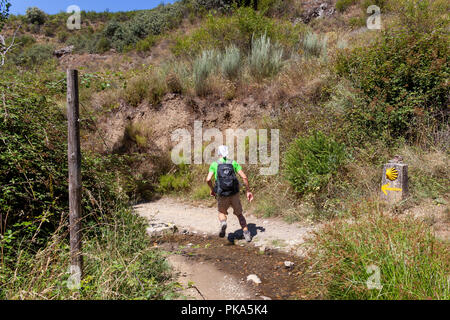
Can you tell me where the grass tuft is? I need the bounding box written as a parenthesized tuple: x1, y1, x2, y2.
(303, 209, 450, 300)
(249, 33, 284, 80)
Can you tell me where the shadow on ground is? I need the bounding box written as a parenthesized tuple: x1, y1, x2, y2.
(227, 223, 266, 243)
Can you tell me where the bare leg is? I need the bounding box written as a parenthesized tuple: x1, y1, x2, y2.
(237, 214, 249, 232)
(218, 212, 227, 223)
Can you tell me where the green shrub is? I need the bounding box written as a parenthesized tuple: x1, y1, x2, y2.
(25, 7, 47, 25)
(15, 43, 55, 67)
(234, 6, 274, 48)
(66, 34, 103, 53)
(220, 45, 242, 80)
(96, 37, 111, 53)
(0, 69, 128, 265)
(304, 212, 450, 299)
(193, 49, 218, 95)
(15, 34, 36, 48)
(172, 7, 278, 56)
(80, 209, 175, 299)
(335, 1, 449, 144)
(158, 174, 191, 193)
(104, 2, 184, 51)
(284, 131, 346, 195)
(324, 81, 372, 145)
(123, 71, 167, 107)
(57, 31, 69, 43)
(248, 33, 283, 80)
(135, 35, 157, 53)
(43, 25, 55, 37)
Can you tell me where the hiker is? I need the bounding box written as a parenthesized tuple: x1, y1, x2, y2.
(206, 145, 254, 242)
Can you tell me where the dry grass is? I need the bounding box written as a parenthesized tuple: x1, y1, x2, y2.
(122, 71, 168, 107)
(124, 120, 156, 149)
(301, 205, 450, 300)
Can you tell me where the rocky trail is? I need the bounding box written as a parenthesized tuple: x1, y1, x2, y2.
(134, 197, 320, 300)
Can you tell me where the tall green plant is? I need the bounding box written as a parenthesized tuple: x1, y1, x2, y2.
(249, 33, 283, 80)
(284, 131, 346, 196)
(193, 49, 218, 95)
(220, 45, 241, 80)
(335, 0, 449, 143)
(25, 7, 47, 25)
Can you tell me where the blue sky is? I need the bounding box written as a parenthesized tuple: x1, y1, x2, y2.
(9, 0, 177, 15)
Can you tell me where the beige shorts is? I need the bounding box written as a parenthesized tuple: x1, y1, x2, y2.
(217, 193, 243, 216)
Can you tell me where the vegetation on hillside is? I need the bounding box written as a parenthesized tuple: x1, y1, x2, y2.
(0, 0, 448, 300)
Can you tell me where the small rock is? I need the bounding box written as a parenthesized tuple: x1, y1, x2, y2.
(247, 274, 262, 285)
(284, 261, 295, 268)
(259, 246, 266, 254)
(260, 296, 272, 300)
(146, 223, 177, 237)
(53, 45, 74, 58)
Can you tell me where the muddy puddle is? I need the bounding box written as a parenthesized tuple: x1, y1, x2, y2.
(153, 233, 310, 300)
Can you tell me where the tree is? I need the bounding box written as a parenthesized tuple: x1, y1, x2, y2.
(0, 0, 11, 32)
(26, 6, 46, 25)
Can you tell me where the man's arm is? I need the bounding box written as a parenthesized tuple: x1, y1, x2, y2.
(206, 171, 216, 197)
(237, 170, 254, 202)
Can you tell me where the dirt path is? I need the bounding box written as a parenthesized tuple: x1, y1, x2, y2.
(135, 197, 317, 256)
(134, 197, 319, 300)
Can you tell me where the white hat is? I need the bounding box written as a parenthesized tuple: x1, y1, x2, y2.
(218, 145, 229, 158)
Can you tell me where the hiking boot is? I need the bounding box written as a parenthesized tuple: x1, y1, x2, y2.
(219, 221, 227, 238)
(243, 230, 252, 242)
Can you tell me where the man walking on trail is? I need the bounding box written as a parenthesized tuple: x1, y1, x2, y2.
(206, 146, 254, 242)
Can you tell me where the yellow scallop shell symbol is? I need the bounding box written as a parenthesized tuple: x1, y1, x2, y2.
(386, 168, 399, 181)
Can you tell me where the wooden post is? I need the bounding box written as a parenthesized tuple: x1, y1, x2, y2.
(381, 156, 409, 204)
(67, 69, 83, 284)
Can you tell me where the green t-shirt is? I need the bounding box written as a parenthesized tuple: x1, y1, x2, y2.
(209, 158, 242, 180)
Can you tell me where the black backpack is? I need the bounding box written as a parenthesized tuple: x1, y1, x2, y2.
(214, 160, 240, 197)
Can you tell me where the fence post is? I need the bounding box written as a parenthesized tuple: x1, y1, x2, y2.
(67, 69, 83, 286)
